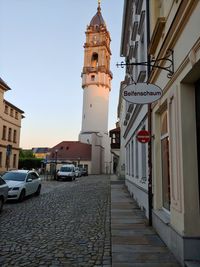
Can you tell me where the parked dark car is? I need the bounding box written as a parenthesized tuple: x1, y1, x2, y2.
(80, 168, 88, 176)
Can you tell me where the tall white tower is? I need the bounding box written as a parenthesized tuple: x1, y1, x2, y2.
(79, 2, 112, 174)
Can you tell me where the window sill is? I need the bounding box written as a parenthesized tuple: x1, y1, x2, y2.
(153, 208, 170, 225)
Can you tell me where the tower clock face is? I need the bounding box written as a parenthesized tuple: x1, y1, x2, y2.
(93, 35, 99, 44)
(93, 35, 97, 44)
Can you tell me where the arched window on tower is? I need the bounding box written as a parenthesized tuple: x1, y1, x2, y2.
(91, 53, 98, 68)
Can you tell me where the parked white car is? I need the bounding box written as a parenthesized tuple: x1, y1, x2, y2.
(75, 167, 82, 177)
(0, 176, 9, 212)
(2, 170, 41, 201)
(57, 164, 76, 181)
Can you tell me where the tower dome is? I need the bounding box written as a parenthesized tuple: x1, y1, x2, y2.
(89, 1, 106, 28)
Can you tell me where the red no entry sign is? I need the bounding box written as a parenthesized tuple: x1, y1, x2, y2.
(136, 130, 151, 143)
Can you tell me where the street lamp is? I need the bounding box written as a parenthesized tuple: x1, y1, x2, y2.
(54, 149, 58, 179)
(78, 157, 81, 167)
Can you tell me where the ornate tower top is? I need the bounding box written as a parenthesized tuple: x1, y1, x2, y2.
(98, 0, 101, 11)
(89, 0, 106, 28)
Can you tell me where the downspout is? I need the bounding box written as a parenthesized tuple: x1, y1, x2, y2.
(146, 0, 153, 226)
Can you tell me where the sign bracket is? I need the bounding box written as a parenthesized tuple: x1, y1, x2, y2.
(117, 49, 174, 79)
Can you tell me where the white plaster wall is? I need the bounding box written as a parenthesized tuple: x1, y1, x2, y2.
(81, 84, 109, 134)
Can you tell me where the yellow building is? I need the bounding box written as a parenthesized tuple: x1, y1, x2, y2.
(0, 78, 24, 172)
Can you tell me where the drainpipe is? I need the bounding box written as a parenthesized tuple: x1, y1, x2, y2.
(146, 0, 153, 226)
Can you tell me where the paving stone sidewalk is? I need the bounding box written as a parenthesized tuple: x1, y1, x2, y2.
(111, 182, 181, 267)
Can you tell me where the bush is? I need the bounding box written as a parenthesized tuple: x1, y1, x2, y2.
(18, 158, 42, 170)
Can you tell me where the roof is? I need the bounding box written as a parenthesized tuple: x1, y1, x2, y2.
(32, 147, 50, 154)
(0, 77, 11, 91)
(50, 141, 92, 161)
(89, 4, 106, 28)
(109, 127, 120, 134)
(4, 100, 24, 114)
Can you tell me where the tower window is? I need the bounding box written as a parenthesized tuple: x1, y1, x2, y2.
(91, 53, 98, 67)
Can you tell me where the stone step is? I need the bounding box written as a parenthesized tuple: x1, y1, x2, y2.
(185, 261, 200, 267)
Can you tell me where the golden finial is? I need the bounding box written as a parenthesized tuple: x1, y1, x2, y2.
(97, 0, 101, 12)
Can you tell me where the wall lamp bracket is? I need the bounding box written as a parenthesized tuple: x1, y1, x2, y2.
(116, 49, 174, 79)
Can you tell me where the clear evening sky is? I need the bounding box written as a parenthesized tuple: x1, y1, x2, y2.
(0, 0, 125, 149)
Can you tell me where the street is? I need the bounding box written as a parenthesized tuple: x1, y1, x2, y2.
(0, 175, 111, 267)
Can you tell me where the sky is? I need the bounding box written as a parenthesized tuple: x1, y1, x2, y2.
(0, 0, 125, 149)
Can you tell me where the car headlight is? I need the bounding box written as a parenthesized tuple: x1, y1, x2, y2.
(12, 187, 20, 190)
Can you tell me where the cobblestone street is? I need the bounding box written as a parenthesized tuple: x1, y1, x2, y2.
(0, 175, 111, 267)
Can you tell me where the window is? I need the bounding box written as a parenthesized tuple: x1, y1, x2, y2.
(13, 154, 17, 168)
(10, 108, 13, 117)
(15, 111, 18, 119)
(161, 110, 170, 211)
(4, 105, 8, 114)
(131, 140, 134, 176)
(126, 146, 128, 175)
(141, 127, 147, 181)
(2, 126, 7, 140)
(129, 143, 131, 175)
(91, 53, 98, 68)
(91, 75, 95, 81)
(136, 0, 143, 15)
(8, 128, 12, 141)
(0, 177, 6, 185)
(0, 152, 2, 167)
(13, 130, 17, 143)
(135, 139, 139, 178)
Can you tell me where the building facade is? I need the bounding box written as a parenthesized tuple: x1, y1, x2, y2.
(148, 0, 200, 264)
(46, 141, 92, 174)
(118, 0, 200, 265)
(0, 78, 24, 172)
(79, 2, 112, 174)
(119, 0, 149, 218)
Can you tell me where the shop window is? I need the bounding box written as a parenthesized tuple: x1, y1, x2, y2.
(161, 110, 171, 211)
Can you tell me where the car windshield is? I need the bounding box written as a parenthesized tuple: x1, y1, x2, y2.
(2, 172, 26, 181)
(60, 167, 72, 172)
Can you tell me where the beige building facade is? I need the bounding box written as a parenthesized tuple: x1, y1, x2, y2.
(148, 0, 200, 265)
(0, 78, 24, 172)
(118, 0, 200, 265)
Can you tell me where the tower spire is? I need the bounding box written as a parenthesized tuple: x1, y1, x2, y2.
(97, 0, 101, 13)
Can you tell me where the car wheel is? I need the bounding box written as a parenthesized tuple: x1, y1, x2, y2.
(19, 189, 26, 202)
(35, 185, 41, 196)
(0, 197, 4, 213)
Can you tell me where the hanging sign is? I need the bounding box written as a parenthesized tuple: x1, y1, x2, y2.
(122, 83, 162, 104)
(136, 130, 151, 143)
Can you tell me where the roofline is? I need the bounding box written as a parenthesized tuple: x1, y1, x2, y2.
(0, 78, 11, 91)
(4, 99, 25, 114)
(120, 0, 128, 56)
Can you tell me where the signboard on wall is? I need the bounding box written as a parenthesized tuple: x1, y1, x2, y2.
(122, 83, 162, 104)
